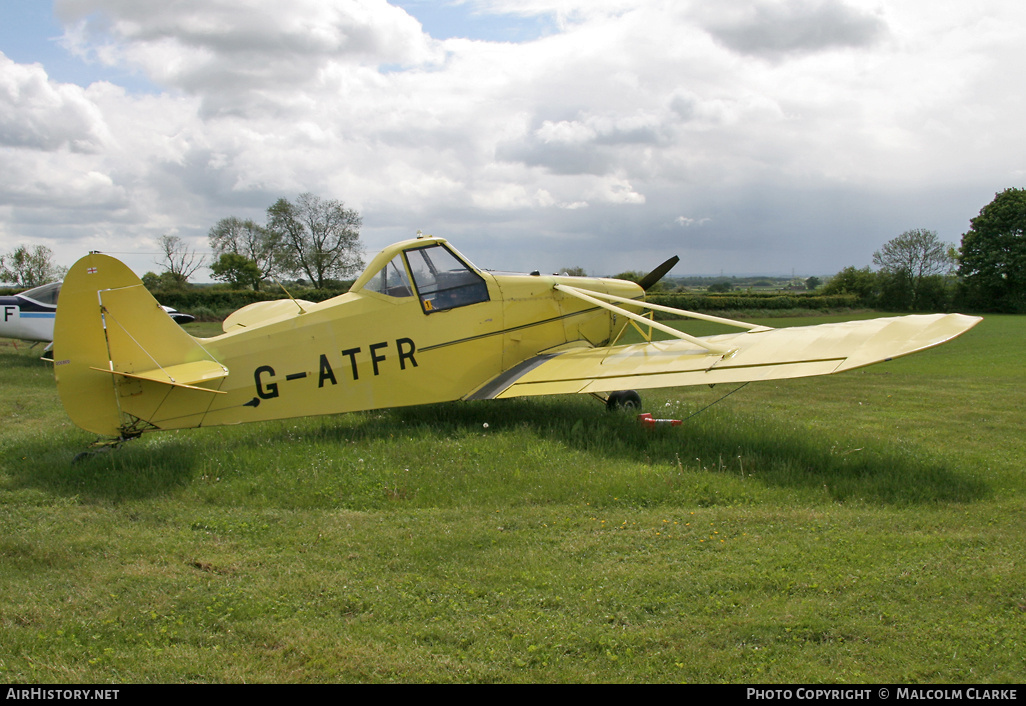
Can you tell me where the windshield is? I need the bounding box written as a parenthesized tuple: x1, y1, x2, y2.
(404, 244, 489, 313)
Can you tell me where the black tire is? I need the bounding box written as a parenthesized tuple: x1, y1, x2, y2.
(606, 390, 641, 411)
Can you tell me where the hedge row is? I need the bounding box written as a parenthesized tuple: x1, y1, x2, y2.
(152, 287, 351, 312)
(647, 292, 860, 312)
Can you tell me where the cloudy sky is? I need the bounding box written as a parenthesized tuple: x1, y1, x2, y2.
(2, 0, 1024, 280)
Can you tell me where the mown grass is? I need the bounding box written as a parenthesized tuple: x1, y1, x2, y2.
(0, 315, 1024, 683)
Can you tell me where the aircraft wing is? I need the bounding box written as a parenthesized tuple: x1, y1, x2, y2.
(470, 313, 981, 400)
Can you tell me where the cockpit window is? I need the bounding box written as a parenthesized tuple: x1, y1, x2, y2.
(363, 255, 413, 298)
(404, 245, 489, 313)
(20, 281, 61, 305)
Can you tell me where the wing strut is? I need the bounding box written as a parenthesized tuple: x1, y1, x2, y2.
(556, 284, 772, 331)
(555, 283, 757, 355)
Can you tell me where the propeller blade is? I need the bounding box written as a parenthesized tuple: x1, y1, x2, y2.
(638, 255, 679, 291)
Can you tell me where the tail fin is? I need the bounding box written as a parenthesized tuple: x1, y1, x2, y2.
(54, 253, 228, 437)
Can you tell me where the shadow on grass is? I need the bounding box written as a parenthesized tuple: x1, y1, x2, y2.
(7, 395, 989, 507)
(276, 396, 990, 507)
(5, 433, 200, 503)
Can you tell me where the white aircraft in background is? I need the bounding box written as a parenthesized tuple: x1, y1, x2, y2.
(1, 281, 62, 344)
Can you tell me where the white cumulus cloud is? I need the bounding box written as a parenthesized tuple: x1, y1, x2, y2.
(0, 0, 1023, 278)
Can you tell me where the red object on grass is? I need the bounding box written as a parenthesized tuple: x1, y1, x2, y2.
(637, 413, 682, 427)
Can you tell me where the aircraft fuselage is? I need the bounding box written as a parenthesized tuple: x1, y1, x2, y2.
(0, 282, 60, 343)
(54, 237, 643, 436)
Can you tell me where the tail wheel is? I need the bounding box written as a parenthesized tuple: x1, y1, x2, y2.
(606, 390, 641, 411)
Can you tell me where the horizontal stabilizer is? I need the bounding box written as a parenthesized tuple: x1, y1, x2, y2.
(90, 360, 228, 393)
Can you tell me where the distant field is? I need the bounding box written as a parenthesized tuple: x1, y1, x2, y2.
(1, 314, 1023, 683)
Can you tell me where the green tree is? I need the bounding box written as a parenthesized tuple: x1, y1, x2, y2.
(0, 245, 67, 287)
(805, 276, 822, 291)
(208, 217, 281, 290)
(141, 270, 189, 292)
(707, 281, 734, 293)
(267, 193, 363, 289)
(958, 188, 1026, 312)
(210, 253, 262, 289)
(872, 228, 954, 310)
(820, 266, 880, 307)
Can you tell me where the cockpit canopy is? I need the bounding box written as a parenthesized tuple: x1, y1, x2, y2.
(18, 281, 62, 306)
(358, 240, 489, 314)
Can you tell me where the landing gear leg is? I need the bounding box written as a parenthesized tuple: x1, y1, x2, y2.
(71, 434, 141, 464)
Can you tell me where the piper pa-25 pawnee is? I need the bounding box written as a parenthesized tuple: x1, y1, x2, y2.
(54, 234, 980, 440)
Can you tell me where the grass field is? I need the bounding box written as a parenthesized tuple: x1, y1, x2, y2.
(1, 314, 1023, 683)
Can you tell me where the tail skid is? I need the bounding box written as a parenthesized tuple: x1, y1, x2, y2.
(54, 254, 228, 438)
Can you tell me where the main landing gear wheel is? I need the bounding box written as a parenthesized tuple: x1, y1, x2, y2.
(605, 390, 641, 411)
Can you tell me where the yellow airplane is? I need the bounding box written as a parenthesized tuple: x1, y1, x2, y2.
(53, 234, 980, 439)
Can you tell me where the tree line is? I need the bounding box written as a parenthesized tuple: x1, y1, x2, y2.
(1, 192, 364, 294)
(3, 188, 1025, 314)
(820, 188, 1026, 313)
(0, 245, 67, 288)
(146, 192, 364, 292)
(820, 228, 957, 311)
